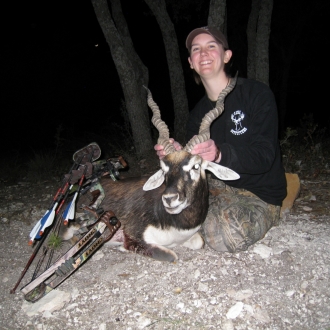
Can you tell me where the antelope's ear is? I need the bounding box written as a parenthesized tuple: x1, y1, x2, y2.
(205, 162, 240, 180)
(143, 169, 165, 191)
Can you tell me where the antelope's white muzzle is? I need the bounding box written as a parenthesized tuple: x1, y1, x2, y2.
(162, 193, 188, 214)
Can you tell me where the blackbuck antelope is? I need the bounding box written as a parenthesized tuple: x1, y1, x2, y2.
(81, 77, 239, 262)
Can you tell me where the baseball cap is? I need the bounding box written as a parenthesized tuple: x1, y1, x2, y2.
(186, 26, 229, 50)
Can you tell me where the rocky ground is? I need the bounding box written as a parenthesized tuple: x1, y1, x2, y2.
(0, 178, 329, 330)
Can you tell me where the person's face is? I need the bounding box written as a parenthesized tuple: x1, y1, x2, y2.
(188, 33, 232, 78)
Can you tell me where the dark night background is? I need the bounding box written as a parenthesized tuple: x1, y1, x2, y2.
(2, 0, 329, 155)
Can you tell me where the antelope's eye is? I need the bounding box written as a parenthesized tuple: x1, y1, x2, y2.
(193, 164, 200, 170)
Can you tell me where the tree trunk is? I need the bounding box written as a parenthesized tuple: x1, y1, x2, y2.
(91, 0, 153, 158)
(255, 0, 273, 86)
(246, 0, 260, 80)
(109, 0, 149, 88)
(144, 0, 189, 144)
(208, 0, 227, 33)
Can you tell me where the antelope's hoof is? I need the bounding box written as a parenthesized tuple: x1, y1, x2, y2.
(150, 245, 178, 263)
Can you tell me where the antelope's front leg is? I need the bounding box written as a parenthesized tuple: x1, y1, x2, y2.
(182, 232, 205, 250)
(124, 233, 178, 262)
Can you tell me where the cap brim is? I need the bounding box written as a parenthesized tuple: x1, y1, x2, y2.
(186, 28, 213, 49)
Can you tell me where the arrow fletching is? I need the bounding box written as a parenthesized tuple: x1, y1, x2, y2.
(28, 219, 42, 245)
(39, 203, 58, 236)
(63, 193, 77, 225)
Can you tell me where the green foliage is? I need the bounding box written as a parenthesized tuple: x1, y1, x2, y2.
(280, 127, 298, 147)
(47, 232, 63, 250)
(297, 113, 316, 145)
(280, 113, 329, 178)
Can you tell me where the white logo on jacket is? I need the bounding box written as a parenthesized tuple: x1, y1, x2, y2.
(230, 110, 247, 135)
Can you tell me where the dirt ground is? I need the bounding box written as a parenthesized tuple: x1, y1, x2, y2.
(0, 178, 329, 330)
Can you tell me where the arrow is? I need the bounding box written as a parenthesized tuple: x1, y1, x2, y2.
(38, 202, 59, 236)
(63, 187, 77, 225)
(12, 148, 93, 293)
(28, 218, 43, 246)
(62, 154, 93, 226)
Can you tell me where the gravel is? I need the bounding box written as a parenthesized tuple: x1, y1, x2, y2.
(0, 180, 329, 330)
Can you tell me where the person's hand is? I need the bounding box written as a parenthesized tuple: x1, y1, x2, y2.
(191, 139, 221, 162)
(154, 138, 182, 159)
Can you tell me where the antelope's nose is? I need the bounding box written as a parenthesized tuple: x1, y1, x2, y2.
(162, 193, 180, 207)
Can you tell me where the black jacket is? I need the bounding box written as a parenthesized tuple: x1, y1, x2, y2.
(187, 77, 287, 206)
